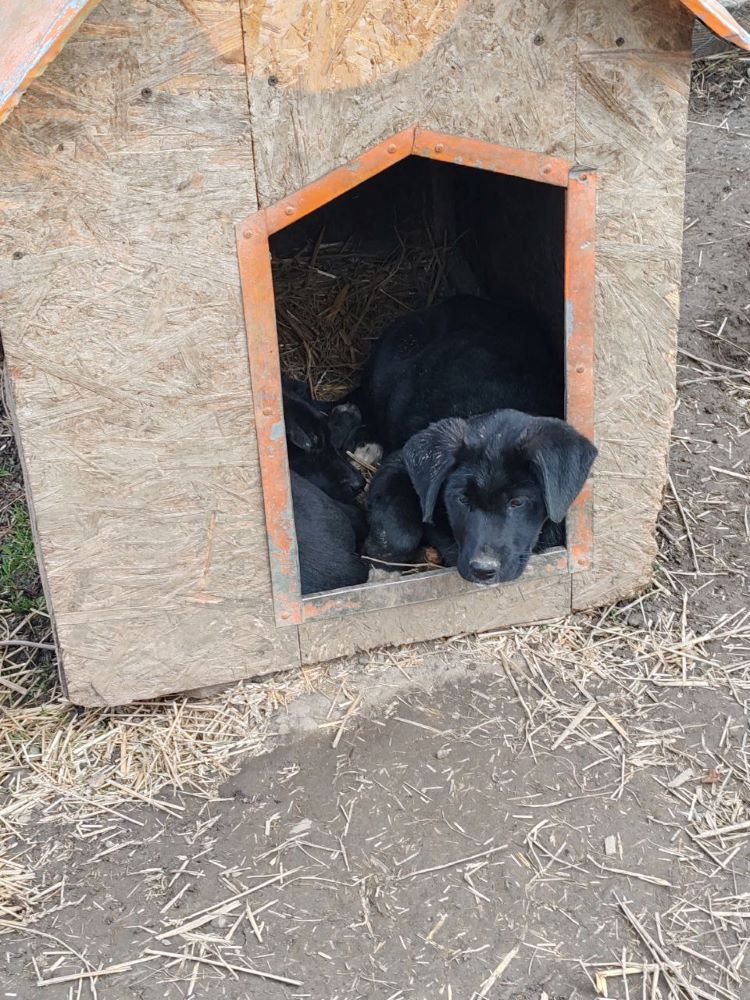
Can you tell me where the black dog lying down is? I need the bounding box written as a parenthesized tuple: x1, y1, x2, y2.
(355, 296, 597, 585)
(282, 378, 368, 595)
(353, 295, 563, 450)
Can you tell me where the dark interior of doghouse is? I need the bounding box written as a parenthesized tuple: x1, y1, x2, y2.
(269, 156, 566, 593)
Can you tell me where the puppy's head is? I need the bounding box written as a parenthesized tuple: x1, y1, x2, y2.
(282, 382, 365, 502)
(403, 409, 597, 585)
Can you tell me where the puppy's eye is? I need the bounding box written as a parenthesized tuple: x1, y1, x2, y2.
(508, 497, 525, 509)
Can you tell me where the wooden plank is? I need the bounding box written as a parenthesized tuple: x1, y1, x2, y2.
(299, 576, 572, 666)
(573, 0, 694, 608)
(242, 0, 579, 206)
(302, 549, 569, 623)
(0, 0, 300, 705)
(0, 0, 101, 125)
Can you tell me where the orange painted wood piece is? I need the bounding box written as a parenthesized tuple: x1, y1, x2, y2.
(564, 168, 597, 573)
(0, 0, 101, 125)
(413, 128, 572, 188)
(236, 216, 302, 626)
(264, 129, 415, 234)
(679, 0, 750, 50)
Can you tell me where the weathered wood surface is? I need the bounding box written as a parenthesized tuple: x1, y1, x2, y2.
(572, 0, 693, 608)
(0, 0, 299, 704)
(302, 549, 568, 622)
(243, 0, 579, 205)
(299, 576, 572, 665)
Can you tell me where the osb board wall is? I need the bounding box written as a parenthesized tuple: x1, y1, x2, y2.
(0, 0, 694, 703)
(572, 0, 693, 609)
(0, 0, 300, 704)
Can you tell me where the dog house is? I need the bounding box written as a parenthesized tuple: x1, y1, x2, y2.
(1, 1, 748, 706)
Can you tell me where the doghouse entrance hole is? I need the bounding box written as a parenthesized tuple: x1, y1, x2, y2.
(268, 155, 568, 597)
(237, 132, 595, 623)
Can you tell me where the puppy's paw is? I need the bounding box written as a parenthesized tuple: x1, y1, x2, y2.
(352, 442, 383, 468)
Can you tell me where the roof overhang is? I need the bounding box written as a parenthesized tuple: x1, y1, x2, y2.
(0, 1, 101, 125)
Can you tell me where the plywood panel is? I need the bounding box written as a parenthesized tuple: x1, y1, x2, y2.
(0, 0, 300, 704)
(299, 576, 571, 665)
(242, 0, 579, 206)
(573, 0, 693, 607)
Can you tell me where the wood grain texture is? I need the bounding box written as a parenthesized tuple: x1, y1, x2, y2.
(243, 0, 579, 205)
(299, 576, 572, 665)
(572, 0, 693, 608)
(0, 0, 300, 705)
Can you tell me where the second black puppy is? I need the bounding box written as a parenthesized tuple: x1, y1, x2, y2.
(353, 295, 562, 449)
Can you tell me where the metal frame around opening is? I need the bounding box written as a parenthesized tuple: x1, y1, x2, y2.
(236, 127, 596, 627)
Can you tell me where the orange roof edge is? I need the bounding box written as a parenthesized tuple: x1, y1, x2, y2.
(0, 0, 102, 126)
(680, 0, 750, 50)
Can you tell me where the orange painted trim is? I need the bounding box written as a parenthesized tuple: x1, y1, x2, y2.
(413, 128, 572, 188)
(679, 0, 750, 50)
(236, 216, 302, 626)
(264, 128, 415, 234)
(564, 167, 597, 573)
(0, 0, 102, 126)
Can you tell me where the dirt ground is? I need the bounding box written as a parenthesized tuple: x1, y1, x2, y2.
(1, 38, 750, 1000)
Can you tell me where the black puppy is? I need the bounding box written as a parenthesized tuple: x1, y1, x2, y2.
(366, 409, 596, 586)
(282, 377, 364, 502)
(353, 295, 563, 450)
(291, 472, 368, 595)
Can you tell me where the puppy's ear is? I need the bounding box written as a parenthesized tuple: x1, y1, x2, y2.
(283, 396, 320, 451)
(281, 375, 312, 401)
(521, 418, 597, 523)
(403, 418, 467, 524)
(328, 403, 362, 454)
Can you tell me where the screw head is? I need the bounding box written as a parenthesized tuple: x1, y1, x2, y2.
(281, 611, 290, 620)
(579, 173, 589, 182)
(542, 165, 552, 175)
(576, 365, 585, 374)
(285, 205, 294, 216)
(387, 143, 397, 153)
(434, 143, 445, 153)
(243, 228, 253, 239)
(262, 407, 273, 417)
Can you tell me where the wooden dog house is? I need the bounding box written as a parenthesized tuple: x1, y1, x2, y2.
(1, 1, 748, 706)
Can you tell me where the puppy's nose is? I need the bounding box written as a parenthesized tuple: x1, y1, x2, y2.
(468, 557, 500, 582)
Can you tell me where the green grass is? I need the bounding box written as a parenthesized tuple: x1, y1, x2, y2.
(0, 502, 44, 616)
